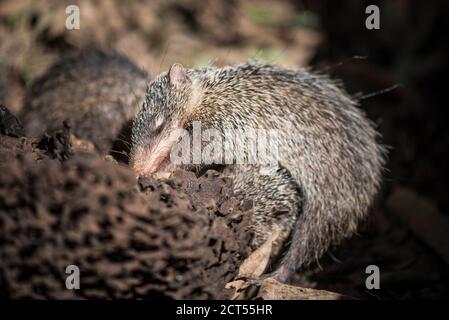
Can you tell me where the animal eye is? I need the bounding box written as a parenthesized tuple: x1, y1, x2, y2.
(151, 118, 165, 135)
(153, 123, 164, 135)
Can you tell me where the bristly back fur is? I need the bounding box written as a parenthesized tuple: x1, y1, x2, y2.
(131, 61, 387, 281)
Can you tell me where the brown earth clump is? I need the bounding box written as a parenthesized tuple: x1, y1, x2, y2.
(0, 109, 253, 299)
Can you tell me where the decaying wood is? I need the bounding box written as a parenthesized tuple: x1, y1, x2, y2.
(257, 278, 353, 300)
(225, 227, 349, 300)
(226, 229, 281, 299)
(0, 125, 254, 299)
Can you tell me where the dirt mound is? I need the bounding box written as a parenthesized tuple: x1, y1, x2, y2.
(0, 109, 253, 299)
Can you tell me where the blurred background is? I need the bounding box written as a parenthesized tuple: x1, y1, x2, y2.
(1, 0, 448, 299)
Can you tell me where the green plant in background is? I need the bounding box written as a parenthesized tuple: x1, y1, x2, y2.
(289, 11, 321, 29)
(3, 7, 31, 28)
(248, 4, 320, 30)
(192, 52, 214, 68)
(248, 4, 276, 26)
(247, 47, 287, 64)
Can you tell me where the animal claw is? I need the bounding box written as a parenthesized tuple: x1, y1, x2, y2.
(235, 274, 272, 288)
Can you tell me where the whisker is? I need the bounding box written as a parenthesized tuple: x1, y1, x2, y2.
(358, 84, 403, 100)
(109, 149, 130, 159)
(318, 55, 368, 73)
(115, 136, 132, 147)
(159, 42, 171, 73)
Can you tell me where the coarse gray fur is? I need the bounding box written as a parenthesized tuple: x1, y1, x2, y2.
(21, 48, 149, 154)
(131, 62, 386, 282)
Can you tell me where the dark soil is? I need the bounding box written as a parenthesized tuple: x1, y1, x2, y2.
(0, 113, 253, 299)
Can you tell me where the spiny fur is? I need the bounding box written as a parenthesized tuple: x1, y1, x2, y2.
(21, 48, 149, 153)
(131, 61, 386, 282)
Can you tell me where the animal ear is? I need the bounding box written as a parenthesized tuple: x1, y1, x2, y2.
(168, 63, 187, 87)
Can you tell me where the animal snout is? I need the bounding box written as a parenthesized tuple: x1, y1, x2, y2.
(132, 148, 175, 180)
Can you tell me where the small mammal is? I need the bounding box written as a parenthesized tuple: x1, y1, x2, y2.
(130, 62, 386, 283)
(21, 48, 148, 154)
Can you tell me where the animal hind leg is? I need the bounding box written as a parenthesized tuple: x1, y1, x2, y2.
(231, 165, 303, 272)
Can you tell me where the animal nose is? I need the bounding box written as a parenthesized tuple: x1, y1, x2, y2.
(132, 161, 158, 178)
(133, 154, 176, 180)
